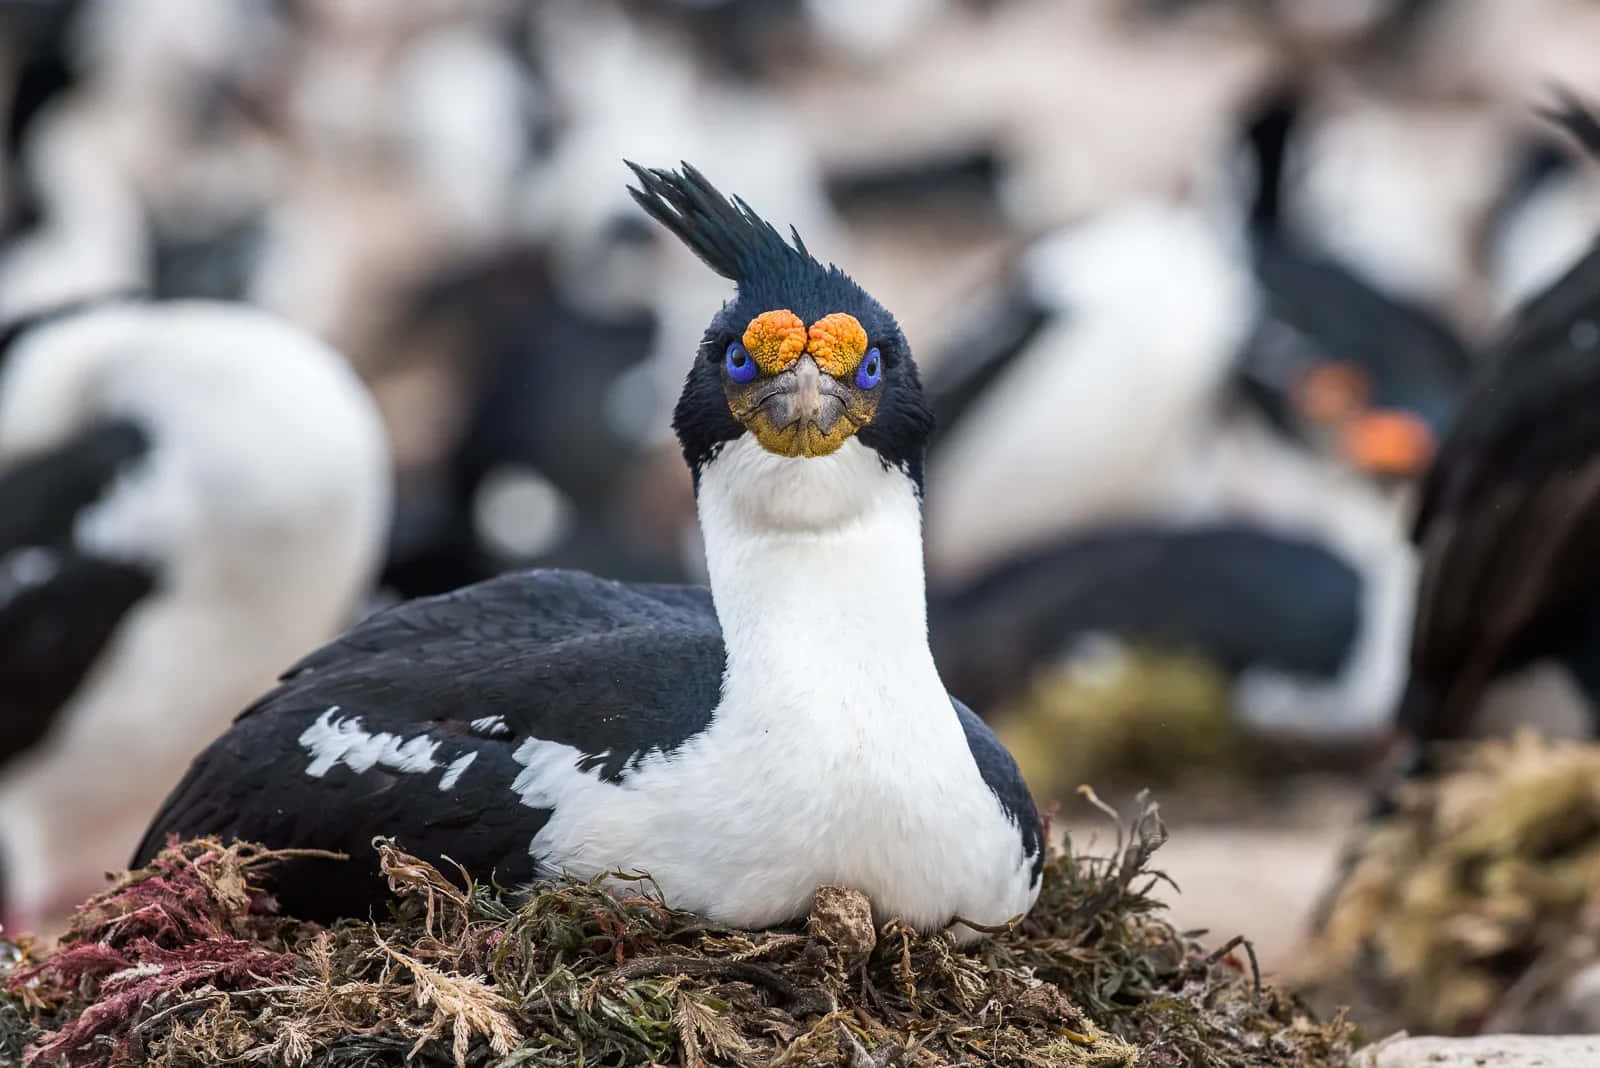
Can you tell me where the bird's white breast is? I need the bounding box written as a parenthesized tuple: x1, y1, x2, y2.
(516, 658, 1036, 939)
(518, 437, 1039, 938)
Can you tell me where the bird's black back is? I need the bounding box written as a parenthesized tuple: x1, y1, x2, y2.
(1403, 93, 1600, 740)
(136, 562, 1047, 920)
(930, 523, 1361, 711)
(1, 418, 158, 769)
(134, 569, 727, 918)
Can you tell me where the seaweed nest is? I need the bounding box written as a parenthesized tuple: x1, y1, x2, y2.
(1, 793, 1352, 1067)
(1297, 731, 1600, 1036)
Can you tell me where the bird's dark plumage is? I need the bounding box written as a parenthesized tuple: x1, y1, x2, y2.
(1236, 88, 1474, 441)
(136, 569, 724, 918)
(1403, 96, 1600, 741)
(138, 567, 1044, 920)
(0, 419, 158, 767)
(627, 160, 814, 289)
(953, 696, 1044, 883)
(931, 524, 1361, 711)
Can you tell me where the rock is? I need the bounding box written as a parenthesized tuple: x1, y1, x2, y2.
(1352, 1033, 1600, 1067)
(808, 885, 876, 965)
(1544, 961, 1600, 1033)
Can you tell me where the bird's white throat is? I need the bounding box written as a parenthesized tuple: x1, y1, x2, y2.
(665, 434, 1032, 935)
(695, 435, 937, 692)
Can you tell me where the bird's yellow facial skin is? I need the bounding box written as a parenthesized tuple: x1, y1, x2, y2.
(727, 309, 880, 458)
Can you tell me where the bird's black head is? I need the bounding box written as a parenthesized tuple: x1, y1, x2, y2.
(626, 162, 933, 488)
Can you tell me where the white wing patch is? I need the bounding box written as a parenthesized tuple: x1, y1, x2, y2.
(470, 714, 512, 738)
(299, 706, 442, 777)
(510, 738, 602, 811)
(439, 751, 478, 791)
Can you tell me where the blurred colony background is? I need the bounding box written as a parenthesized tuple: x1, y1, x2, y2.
(6, 0, 1600, 1029)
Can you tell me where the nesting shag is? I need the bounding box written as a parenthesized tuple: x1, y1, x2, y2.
(136, 165, 1044, 942)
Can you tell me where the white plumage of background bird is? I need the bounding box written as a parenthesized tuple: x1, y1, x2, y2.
(0, 298, 390, 934)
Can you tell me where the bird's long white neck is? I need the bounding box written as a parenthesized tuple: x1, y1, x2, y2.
(695, 436, 943, 727)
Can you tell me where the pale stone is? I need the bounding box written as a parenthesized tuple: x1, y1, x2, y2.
(808, 885, 876, 966)
(1353, 1033, 1600, 1067)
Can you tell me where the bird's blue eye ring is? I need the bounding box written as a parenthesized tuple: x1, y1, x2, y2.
(725, 341, 757, 383)
(855, 347, 883, 389)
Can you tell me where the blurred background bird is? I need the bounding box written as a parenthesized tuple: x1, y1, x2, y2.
(1396, 98, 1600, 756)
(2, 0, 1600, 970)
(0, 297, 389, 934)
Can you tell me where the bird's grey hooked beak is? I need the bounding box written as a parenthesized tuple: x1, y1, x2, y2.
(731, 355, 875, 458)
(723, 309, 882, 458)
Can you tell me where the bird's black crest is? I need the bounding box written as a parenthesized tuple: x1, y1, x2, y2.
(626, 161, 814, 286)
(630, 161, 934, 488)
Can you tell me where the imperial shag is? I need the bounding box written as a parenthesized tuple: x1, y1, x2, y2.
(136, 164, 1044, 942)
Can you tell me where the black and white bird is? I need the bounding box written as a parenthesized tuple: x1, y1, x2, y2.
(379, 245, 693, 600)
(1484, 96, 1600, 323)
(135, 164, 1044, 941)
(1400, 107, 1600, 750)
(914, 89, 1466, 743)
(921, 193, 1261, 581)
(0, 298, 390, 933)
(1230, 86, 1475, 475)
(929, 523, 1374, 737)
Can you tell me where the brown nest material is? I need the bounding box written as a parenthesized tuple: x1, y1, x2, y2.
(1297, 731, 1600, 1036)
(2, 792, 1352, 1067)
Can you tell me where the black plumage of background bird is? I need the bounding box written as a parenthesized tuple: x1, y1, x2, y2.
(1399, 98, 1600, 755)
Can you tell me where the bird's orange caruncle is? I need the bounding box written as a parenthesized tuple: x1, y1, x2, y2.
(805, 313, 869, 376)
(742, 310, 807, 375)
(741, 310, 869, 377)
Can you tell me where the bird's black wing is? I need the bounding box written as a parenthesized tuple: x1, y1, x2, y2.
(1404, 242, 1600, 738)
(0, 419, 157, 767)
(930, 523, 1361, 711)
(952, 696, 1043, 887)
(134, 568, 725, 920)
(1236, 84, 1472, 440)
(1245, 240, 1473, 435)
